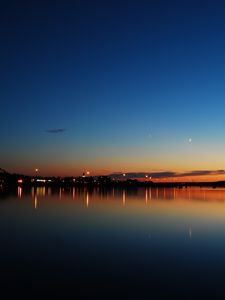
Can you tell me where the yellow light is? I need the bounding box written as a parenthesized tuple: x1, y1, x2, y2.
(18, 179, 23, 184)
(123, 173, 126, 177)
(87, 171, 90, 175)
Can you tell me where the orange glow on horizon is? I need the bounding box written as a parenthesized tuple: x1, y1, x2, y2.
(148, 174, 225, 183)
(5, 163, 225, 183)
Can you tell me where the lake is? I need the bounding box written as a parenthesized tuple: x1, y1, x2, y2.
(1, 186, 225, 298)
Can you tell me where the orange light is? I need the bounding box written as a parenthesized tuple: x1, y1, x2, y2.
(17, 179, 23, 184)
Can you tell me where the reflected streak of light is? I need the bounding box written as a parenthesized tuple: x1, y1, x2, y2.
(156, 188, 159, 199)
(112, 188, 115, 198)
(59, 188, 62, 199)
(72, 188, 76, 199)
(18, 187, 22, 198)
(163, 188, 166, 198)
(48, 188, 52, 196)
(145, 188, 148, 204)
(34, 194, 37, 209)
(149, 188, 152, 200)
(122, 189, 126, 206)
(31, 187, 35, 198)
(86, 191, 89, 208)
(189, 227, 192, 240)
(173, 188, 176, 199)
(36, 187, 46, 197)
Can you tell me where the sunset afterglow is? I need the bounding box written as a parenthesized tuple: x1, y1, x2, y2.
(1, 1, 225, 179)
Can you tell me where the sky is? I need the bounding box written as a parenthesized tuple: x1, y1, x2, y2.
(1, 0, 225, 180)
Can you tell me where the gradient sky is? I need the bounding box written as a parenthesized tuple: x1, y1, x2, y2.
(1, 0, 225, 178)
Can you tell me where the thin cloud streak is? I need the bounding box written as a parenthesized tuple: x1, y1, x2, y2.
(178, 170, 225, 177)
(110, 170, 225, 179)
(45, 128, 66, 134)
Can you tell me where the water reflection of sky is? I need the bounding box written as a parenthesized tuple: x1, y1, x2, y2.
(1, 187, 225, 298)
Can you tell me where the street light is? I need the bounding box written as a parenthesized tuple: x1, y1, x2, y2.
(35, 168, 39, 177)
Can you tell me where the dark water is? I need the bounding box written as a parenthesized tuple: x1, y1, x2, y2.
(1, 186, 225, 299)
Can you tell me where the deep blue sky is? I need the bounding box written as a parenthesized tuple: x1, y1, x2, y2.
(1, 0, 225, 177)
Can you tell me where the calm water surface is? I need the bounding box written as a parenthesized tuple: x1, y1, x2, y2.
(1, 186, 225, 298)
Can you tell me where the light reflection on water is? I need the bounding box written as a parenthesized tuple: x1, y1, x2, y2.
(1, 187, 225, 298)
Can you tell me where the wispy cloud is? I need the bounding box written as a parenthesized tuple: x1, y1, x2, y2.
(110, 170, 225, 179)
(110, 172, 176, 179)
(178, 170, 225, 177)
(45, 128, 66, 134)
